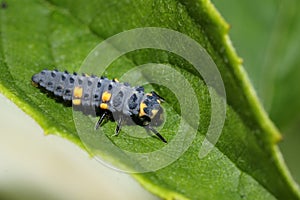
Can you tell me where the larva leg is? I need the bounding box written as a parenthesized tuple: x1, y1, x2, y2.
(146, 126, 167, 143)
(114, 117, 123, 136)
(95, 112, 107, 130)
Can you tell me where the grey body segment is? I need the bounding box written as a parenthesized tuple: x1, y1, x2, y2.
(109, 83, 144, 116)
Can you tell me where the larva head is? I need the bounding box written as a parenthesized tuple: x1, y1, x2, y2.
(139, 91, 164, 126)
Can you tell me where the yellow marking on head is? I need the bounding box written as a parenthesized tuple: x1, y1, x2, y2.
(157, 99, 161, 104)
(72, 99, 81, 105)
(113, 78, 119, 82)
(73, 87, 83, 98)
(151, 109, 159, 119)
(100, 103, 108, 110)
(146, 93, 152, 96)
(139, 102, 147, 117)
(102, 91, 111, 102)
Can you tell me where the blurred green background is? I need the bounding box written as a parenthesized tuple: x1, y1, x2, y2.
(212, 0, 300, 183)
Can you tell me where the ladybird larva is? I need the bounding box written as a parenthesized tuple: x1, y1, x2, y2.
(32, 69, 166, 143)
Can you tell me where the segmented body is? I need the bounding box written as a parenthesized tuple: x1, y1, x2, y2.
(31, 69, 166, 143)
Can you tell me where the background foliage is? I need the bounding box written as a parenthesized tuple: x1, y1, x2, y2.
(212, 0, 300, 183)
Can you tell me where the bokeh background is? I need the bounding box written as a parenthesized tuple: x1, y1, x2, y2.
(212, 0, 300, 184)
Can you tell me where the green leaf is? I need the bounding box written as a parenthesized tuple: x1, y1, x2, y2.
(0, 0, 299, 199)
(212, 0, 300, 185)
